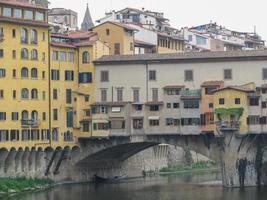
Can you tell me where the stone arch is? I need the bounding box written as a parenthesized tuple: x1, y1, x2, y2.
(4, 148, 17, 175)
(15, 148, 24, 174)
(0, 148, 8, 176)
(21, 147, 30, 173)
(28, 147, 36, 173)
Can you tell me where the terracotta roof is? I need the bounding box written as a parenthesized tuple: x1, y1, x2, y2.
(93, 21, 138, 32)
(201, 81, 224, 87)
(0, 16, 50, 27)
(213, 86, 255, 93)
(94, 50, 267, 65)
(163, 85, 185, 89)
(50, 42, 76, 49)
(0, 0, 48, 10)
(145, 101, 164, 106)
(51, 31, 96, 39)
(92, 102, 129, 106)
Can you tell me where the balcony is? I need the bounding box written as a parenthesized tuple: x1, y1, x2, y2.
(181, 89, 201, 100)
(21, 119, 40, 128)
(216, 121, 240, 131)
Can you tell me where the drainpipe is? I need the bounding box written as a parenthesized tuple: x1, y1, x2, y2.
(48, 29, 52, 147)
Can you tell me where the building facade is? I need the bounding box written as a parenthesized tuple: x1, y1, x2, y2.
(93, 51, 267, 136)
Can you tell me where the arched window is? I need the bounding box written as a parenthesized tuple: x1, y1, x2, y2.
(21, 28, 28, 43)
(82, 51, 90, 63)
(21, 88, 29, 99)
(31, 68, 38, 78)
(31, 89, 38, 99)
(31, 110, 38, 122)
(21, 48, 28, 59)
(21, 67, 28, 78)
(31, 29, 38, 44)
(31, 49, 38, 60)
(21, 110, 29, 120)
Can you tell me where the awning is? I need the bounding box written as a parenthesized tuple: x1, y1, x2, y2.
(148, 116, 160, 120)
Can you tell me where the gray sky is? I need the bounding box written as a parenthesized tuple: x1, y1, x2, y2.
(49, 0, 267, 41)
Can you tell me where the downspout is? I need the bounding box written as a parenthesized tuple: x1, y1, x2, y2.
(48, 29, 52, 147)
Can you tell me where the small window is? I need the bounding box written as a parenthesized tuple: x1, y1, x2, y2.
(0, 69, 6, 78)
(235, 98, 241, 105)
(185, 70, 193, 81)
(249, 97, 259, 106)
(12, 50, 16, 59)
(12, 29, 16, 38)
(117, 89, 123, 102)
(149, 70, 156, 81)
(133, 119, 143, 129)
(152, 89, 158, 102)
(53, 89, 58, 100)
(100, 71, 109, 82)
(0, 90, 4, 98)
(106, 29, 110, 35)
(219, 98, 225, 105)
(149, 105, 159, 111)
(101, 89, 107, 102)
(209, 103, 213, 108)
(82, 51, 90, 63)
(53, 109, 58, 120)
(166, 103, 171, 109)
(12, 112, 19, 121)
(0, 49, 3, 58)
(114, 43, 120, 55)
(224, 69, 232, 80)
(263, 68, 267, 80)
(173, 103, 179, 109)
(149, 119, 159, 126)
(133, 89, 140, 102)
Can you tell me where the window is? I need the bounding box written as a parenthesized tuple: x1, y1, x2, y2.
(68, 52, 74, 62)
(10, 130, 19, 141)
(12, 112, 19, 121)
(263, 68, 267, 80)
(21, 110, 29, 120)
(42, 91, 46, 100)
(235, 98, 241, 105)
(0, 112, 6, 120)
(166, 89, 181, 95)
(166, 103, 171, 109)
(21, 28, 28, 44)
(0, 28, 3, 37)
(12, 29, 16, 38)
(31, 68, 38, 78)
(31, 89, 38, 99)
(205, 87, 217, 95)
(36, 11, 45, 21)
(31, 110, 38, 122)
(134, 104, 143, 111)
(106, 29, 110, 35)
(133, 119, 143, 129)
(24, 10, 33, 20)
(82, 122, 90, 132)
(101, 90, 107, 102)
(249, 97, 259, 106)
(114, 43, 120, 55)
(66, 89, 72, 104)
(185, 70, 193, 81)
(52, 51, 58, 60)
(133, 89, 139, 102)
(21, 48, 29, 59)
(0, 69, 5, 78)
(173, 103, 179, 109)
(79, 72, 92, 83)
(149, 70, 156, 81)
(100, 71, 109, 82)
(262, 101, 267, 109)
(3, 7, 12, 17)
(184, 100, 199, 109)
(53, 89, 58, 100)
(52, 129, 58, 141)
(66, 111, 73, 128)
(31, 49, 38, 60)
(150, 105, 159, 111)
(42, 52, 45, 61)
(85, 95, 89, 102)
(0, 90, 3, 99)
(12, 69, 16, 78)
(14, 8, 22, 18)
(247, 115, 260, 125)
(42, 112, 46, 120)
(42, 32, 45, 41)
(219, 98, 225, 105)
(31, 29, 38, 44)
(93, 123, 109, 130)
(181, 118, 200, 126)
(13, 90, 16, 99)
(224, 69, 232, 80)
(60, 52, 67, 61)
(149, 120, 159, 126)
(21, 67, 28, 78)
(196, 35, 207, 45)
(12, 50, 16, 59)
(53, 109, 58, 120)
(21, 88, 29, 99)
(42, 71, 45, 79)
(51, 70, 60, 80)
(209, 103, 214, 108)
(82, 51, 90, 63)
(65, 70, 74, 81)
(188, 35, 193, 42)
(152, 89, 158, 102)
(110, 120, 125, 129)
(0, 49, 3, 58)
(117, 89, 123, 102)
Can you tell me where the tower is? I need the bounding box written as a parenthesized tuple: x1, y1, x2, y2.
(81, 3, 94, 31)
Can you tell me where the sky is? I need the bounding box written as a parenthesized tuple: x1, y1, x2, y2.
(49, 0, 267, 41)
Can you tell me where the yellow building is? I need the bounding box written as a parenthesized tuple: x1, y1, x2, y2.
(92, 21, 136, 55)
(0, 0, 51, 150)
(213, 84, 255, 134)
(50, 31, 109, 146)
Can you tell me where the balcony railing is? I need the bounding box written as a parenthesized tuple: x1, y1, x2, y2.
(180, 89, 201, 98)
(21, 119, 40, 127)
(216, 121, 240, 131)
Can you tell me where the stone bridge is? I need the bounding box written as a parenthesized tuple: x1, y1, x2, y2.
(1, 132, 267, 188)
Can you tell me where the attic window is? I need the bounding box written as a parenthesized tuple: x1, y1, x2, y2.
(106, 29, 110, 36)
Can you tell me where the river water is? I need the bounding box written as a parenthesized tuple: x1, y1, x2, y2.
(6, 172, 267, 200)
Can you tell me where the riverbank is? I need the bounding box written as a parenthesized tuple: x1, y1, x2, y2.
(158, 161, 219, 174)
(0, 178, 53, 197)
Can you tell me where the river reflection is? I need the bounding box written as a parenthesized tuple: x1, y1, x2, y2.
(6, 172, 267, 200)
